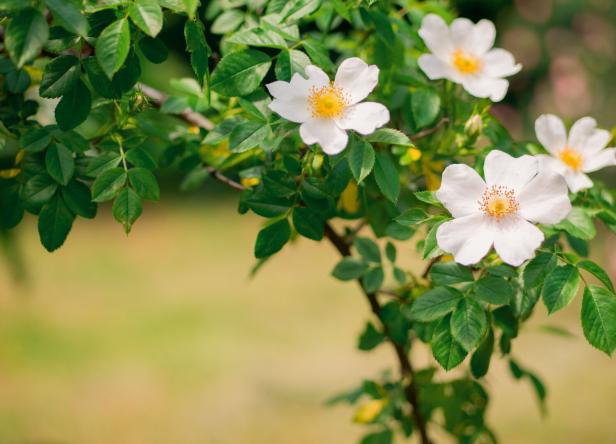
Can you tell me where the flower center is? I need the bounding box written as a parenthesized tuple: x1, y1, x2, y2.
(308, 84, 348, 118)
(558, 147, 584, 171)
(452, 49, 481, 75)
(479, 185, 519, 220)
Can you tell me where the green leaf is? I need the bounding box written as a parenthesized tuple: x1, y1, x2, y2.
(423, 219, 446, 259)
(112, 187, 142, 234)
(365, 128, 413, 146)
(354, 237, 381, 263)
(395, 208, 430, 226)
(275, 49, 310, 81)
(91, 168, 127, 202)
(38, 195, 75, 252)
(542, 264, 581, 314)
(450, 298, 488, 352)
(210, 49, 271, 97)
(40, 55, 81, 98)
(45, 144, 74, 186)
(128, 167, 160, 201)
(181, 0, 199, 19)
(414, 190, 441, 206)
(292, 207, 324, 240)
(85, 152, 122, 177)
(473, 275, 515, 305)
(429, 262, 473, 285)
(347, 138, 375, 184)
(20, 127, 52, 153)
(362, 267, 385, 293)
(138, 36, 168, 64)
(129, 0, 163, 37)
(523, 252, 557, 288)
(431, 315, 467, 370)
(302, 38, 334, 72)
(358, 322, 384, 351)
(470, 327, 494, 378)
(45, 0, 89, 37)
(332, 257, 369, 281)
(83, 56, 120, 99)
(95, 18, 131, 79)
(55, 79, 91, 130)
(5, 8, 49, 68)
(254, 219, 291, 258)
(229, 121, 269, 152)
(411, 88, 441, 130)
(374, 151, 399, 204)
(184, 19, 211, 86)
(360, 429, 393, 444)
(554, 207, 596, 240)
(227, 28, 287, 49)
(404, 286, 463, 322)
(578, 259, 615, 293)
(124, 147, 157, 170)
(581, 285, 616, 356)
(21, 174, 57, 205)
(385, 242, 396, 263)
(61, 180, 96, 219)
(211, 9, 244, 34)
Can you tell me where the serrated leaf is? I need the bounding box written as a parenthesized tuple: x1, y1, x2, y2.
(429, 262, 473, 285)
(61, 180, 96, 219)
(229, 121, 269, 152)
(470, 327, 494, 378)
(128, 167, 159, 201)
(292, 207, 324, 240)
(365, 128, 413, 146)
(450, 298, 488, 352)
(38, 195, 75, 252)
(40, 55, 81, 98)
(20, 127, 52, 153)
(112, 187, 142, 233)
(184, 19, 211, 87)
(55, 79, 91, 130)
(6, 8, 49, 68)
(347, 138, 375, 184)
(404, 286, 462, 322)
(21, 174, 57, 205)
(554, 207, 596, 240)
(91, 168, 126, 202)
(254, 219, 291, 258)
(45, 0, 89, 37)
(227, 28, 287, 49)
(581, 285, 616, 356)
(578, 259, 615, 293)
(374, 151, 399, 204)
(211, 9, 244, 34)
(45, 143, 74, 186)
(414, 190, 441, 206)
(95, 18, 130, 79)
(129, 0, 163, 37)
(473, 275, 515, 305)
(395, 208, 430, 226)
(431, 314, 467, 370)
(542, 264, 581, 314)
(423, 219, 446, 259)
(523, 252, 557, 288)
(275, 49, 310, 81)
(210, 49, 271, 97)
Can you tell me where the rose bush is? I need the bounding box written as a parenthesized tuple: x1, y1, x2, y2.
(1, 1, 616, 443)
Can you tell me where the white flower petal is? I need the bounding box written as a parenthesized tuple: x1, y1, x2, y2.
(493, 216, 544, 267)
(583, 147, 616, 173)
(418, 14, 454, 59)
(450, 18, 475, 52)
(268, 98, 310, 123)
(333, 57, 379, 105)
(564, 170, 593, 193)
(482, 49, 522, 78)
(535, 114, 567, 155)
(568, 116, 597, 151)
(436, 164, 486, 218)
(418, 54, 457, 81)
(304, 65, 330, 89)
(335, 102, 389, 135)
(580, 129, 610, 155)
(471, 19, 496, 55)
(299, 118, 349, 155)
(537, 154, 567, 176)
(484, 150, 538, 190)
(437, 213, 495, 265)
(462, 75, 509, 102)
(517, 170, 571, 224)
(266, 80, 293, 99)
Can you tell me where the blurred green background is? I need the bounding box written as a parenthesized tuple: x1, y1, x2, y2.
(2, 0, 616, 443)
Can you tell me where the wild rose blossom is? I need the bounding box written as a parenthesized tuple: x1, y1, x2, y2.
(266, 58, 390, 155)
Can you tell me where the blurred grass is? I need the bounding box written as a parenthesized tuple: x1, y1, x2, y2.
(0, 197, 615, 444)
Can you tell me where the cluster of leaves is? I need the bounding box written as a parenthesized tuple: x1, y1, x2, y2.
(1, 1, 616, 443)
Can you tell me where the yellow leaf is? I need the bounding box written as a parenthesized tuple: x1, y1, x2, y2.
(338, 180, 360, 214)
(353, 399, 387, 424)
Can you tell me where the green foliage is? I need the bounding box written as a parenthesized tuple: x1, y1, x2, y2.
(2, 1, 615, 443)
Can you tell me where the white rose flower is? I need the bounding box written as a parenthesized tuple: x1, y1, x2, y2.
(265, 58, 390, 155)
(436, 150, 571, 267)
(417, 14, 521, 102)
(535, 114, 616, 193)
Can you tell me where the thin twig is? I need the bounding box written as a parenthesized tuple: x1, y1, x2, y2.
(205, 166, 246, 191)
(421, 255, 442, 279)
(411, 118, 449, 141)
(323, 222, 433, 444)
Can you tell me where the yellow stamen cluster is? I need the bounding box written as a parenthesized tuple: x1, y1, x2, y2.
(479, 185, 519, 220)
(308, 83, 348, 118)
(558, 147, 584, 171)
(452, 49, 481, 75)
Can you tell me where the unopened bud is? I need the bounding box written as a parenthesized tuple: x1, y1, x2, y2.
(311, 153, 324, 171)
(464, 114, 483, 137)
